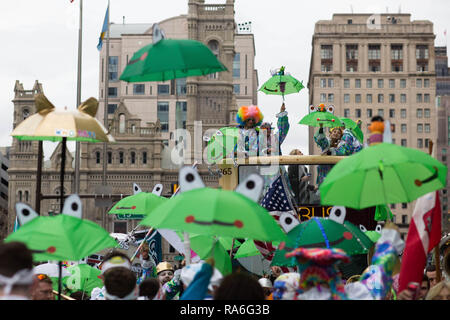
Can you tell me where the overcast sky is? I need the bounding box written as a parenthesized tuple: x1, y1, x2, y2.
(1, 0, 448, 160)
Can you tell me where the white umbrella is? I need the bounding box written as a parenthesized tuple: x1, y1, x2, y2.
(34, 262, 71, 278)
(236, 255, 272, 277)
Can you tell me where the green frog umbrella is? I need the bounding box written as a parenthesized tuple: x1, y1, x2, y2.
(204, 127, 239, 165)
(319, 143, 448, 209)
(339, 117, 364, 144)
(299, 104, 343, 128)
(272, 207, 373, 267)
(108, 183, 167, 216)
(259, 66, 304, 102)
(6, 195, 117, 262)
(234, 238, 261, 258)
(120, 24, 227, 82)
(64, 264, 103, 296)
(140, 167, 287, 242)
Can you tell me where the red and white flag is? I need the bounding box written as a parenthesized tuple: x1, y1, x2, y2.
(398, 191, 442, 292)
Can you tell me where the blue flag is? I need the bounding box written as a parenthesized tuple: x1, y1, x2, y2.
(97, 5, 109, 51)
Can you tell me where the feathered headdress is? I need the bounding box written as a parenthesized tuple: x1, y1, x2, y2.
(236, 105, 264, 127)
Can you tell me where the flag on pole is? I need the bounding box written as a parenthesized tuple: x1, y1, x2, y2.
(254, 174, 297, 273)
(97, 4, 109, 51)
(398, 191, 442, 292)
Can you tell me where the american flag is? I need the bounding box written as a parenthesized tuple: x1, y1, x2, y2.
(254, 174, 298, 273)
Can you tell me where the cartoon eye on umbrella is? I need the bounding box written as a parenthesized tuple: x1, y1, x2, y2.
(108, 183, 168, 217)
(120, 24, 227, 82)
(5, 195, 117, 299)
(299, 104, 343, 128)
(271, 206, 373, 267)
(319, 143, 448, 210)
(259, 66, 304, 103)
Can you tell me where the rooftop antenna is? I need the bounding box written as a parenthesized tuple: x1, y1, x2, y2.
(350, 5, 354, 13)
(386, 6, 389, 13)
(398, 5, 401, 13)
(123, 16, 125, 24)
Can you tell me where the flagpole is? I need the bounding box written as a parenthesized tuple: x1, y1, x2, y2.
(102, 0, 110, 230)
(429, 140, 442, 283)
(74, 0, 83, 195)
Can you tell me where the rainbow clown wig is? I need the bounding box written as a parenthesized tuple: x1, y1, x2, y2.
(236, 105, 264, 127)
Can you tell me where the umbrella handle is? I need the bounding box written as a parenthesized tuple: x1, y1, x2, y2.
(184, 232, 191, 265)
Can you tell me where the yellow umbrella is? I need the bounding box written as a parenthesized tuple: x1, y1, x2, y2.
(11, 93, 115, 212)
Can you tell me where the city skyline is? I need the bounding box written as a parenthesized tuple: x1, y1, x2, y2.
(1, 0, 449, 160)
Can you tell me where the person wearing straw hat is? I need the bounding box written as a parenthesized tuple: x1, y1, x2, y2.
(0, 242, 35, 300)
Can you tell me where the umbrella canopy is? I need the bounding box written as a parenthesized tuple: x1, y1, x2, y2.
(205, 127, 239, 164)
(272, 216, 373, 267)
(339, 117, 364, 144)
(140, 168, 287, 242)
(259, 67, 304, 98)
(11, 94, 114, 143)
(120, 38, 227, 82)
(234, 238, 261, 258)
(299, 104, 343, 128)
(6, 195, 117, 262)
(64, 264, 103, 295)
(108, 192, 168, 216)
(319, 143, 448, 209)
(34, 263, 71, 278)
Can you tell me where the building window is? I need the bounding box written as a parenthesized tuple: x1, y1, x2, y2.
(344, 94, 350, 103)
(157, 102, 169, 132)
(389, 94, 395, 103)
(417, 139, 423, 149)
(233, 84, 240, 94)
(400, 94, 406, 103)
(157, 84, 170, 95)
(366, 94, 372, 103)
(366, 79, 372, 88)
(346, 44, 358, 72)
(391, 44, 403, 72)
(417, 124, 423, 133)
(176, 78, 187, 95)
(424, 79, 430, 88)
(109, 56, 119, 81)
(401, 109, 407, 118)
(344, 79, 350, 88)
(113, 221, 127, 234)
(130, 152, 136, 164)
(401, 124, 407, 133)
(401, 139, 407, 147)
(119, 114, 126, 133)
(417, 109, 423, 118)
(378, 94, 384, 103)
(389, 109, 395, 118)
(416, 94, 422, 103)
(400, 79, 407, 88)
(133, 84, 145, 95)
(416, 45, 429, 59)
(367, 108, 373, 118)
(355, 94, 361, 103)
(320, 93, 326, 103)
(320, 44, 333, 59)
(108, 87, 117, 98)
(328, 79, 334, 88)
(377, 79, 384, 88)
(424, 123, 430, 133)
(368, 44, 381, 72)
(95, 151, 101, 164)
(391, 124, 396, 132)
(424, 108, 430, 118)
(119, 152, 124, 164)
(424, 94, 430, 103)
(142, 151, 147, 164)
(176, 101, 187, 130)
(355, 79, 361, 88)
(416, 79, 422, 88)
(320, 79, 326, 88)
(378, 109, 384, 117)
(233, 53, 240, 78)
(344, 109, 350, 117)
(328, 93, 334, 103)
(18, 191, 22, 202)
(355, 109, 361, 118)
(107, 152, 112, 164)
(389, 79, 395, 88)
(107, 104, 117, 114)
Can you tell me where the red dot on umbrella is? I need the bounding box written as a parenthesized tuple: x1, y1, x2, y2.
(131, 206, 136, 209)
(234, 220, 244, 228)
(47, 246, 56, 253)
(185, 215, 195, 223)
(332, 119, 335, 122)
(317, 118, 320, 121)
(343, 232, 353, 240)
